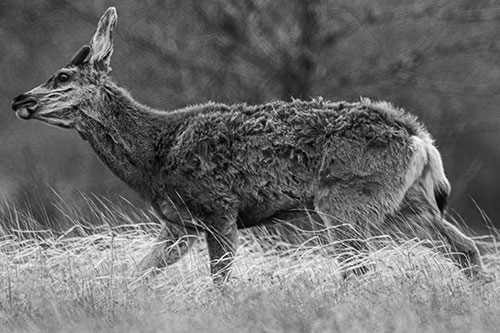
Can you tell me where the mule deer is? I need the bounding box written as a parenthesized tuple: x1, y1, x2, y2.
(11, 7, 489, 282)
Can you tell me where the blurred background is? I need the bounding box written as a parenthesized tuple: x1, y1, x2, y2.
(1, 0, 500, 232)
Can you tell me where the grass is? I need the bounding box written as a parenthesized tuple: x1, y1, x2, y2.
(0, 196, 500, 332)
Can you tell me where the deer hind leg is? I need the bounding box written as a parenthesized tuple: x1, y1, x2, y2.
(329, 222, 370, 279)
(313, 186, 387, 278)
(255, 205, 327, 249)
(390, 189, 491, 281)
(436, 217, 486, 278)
(405, 213, 487, 279)
(385, 209, 492, 281)
(137, 222, 198, 275)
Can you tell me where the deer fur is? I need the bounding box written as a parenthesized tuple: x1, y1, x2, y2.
(11, 7, 489, 283)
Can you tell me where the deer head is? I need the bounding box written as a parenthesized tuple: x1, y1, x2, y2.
(11, 7, 118, 130)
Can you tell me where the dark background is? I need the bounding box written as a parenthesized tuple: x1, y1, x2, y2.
(1, 1, 500, 232)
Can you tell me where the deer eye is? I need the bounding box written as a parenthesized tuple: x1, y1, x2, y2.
(57, 72, 71, 83)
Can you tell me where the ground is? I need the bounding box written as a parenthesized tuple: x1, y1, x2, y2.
(0, 199, 499, 332)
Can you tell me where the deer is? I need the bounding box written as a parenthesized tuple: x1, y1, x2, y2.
(11, 7, 490, 283)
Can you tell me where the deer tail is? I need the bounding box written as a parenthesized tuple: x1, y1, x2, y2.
(425, 143, 451, 215)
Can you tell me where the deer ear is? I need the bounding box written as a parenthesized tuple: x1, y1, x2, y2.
(68, 45, 91, 67)
(89, 7, 117, 71)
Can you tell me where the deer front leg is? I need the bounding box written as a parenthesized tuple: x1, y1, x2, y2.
(137, 198, 200, 275)
(205, 219, 238, 285)
(137, 222, 198, 274)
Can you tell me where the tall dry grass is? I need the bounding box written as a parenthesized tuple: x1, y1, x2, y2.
(0, 195, 499, 332)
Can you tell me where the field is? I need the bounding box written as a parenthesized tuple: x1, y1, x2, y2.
(0, 197, 499, 332)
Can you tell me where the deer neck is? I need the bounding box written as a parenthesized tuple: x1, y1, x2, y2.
(77, 82, 164, 199)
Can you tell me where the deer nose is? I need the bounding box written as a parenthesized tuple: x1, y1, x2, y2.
(12, 94, 37, 112)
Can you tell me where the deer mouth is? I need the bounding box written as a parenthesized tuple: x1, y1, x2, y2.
(12, 96, 37, 120)
(15, 106, 36, 120)
(12, 94, 75, 129)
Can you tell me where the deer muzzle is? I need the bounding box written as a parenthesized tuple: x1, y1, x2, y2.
(12, 94, 38, 119)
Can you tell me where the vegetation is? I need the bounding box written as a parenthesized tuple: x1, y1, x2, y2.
(0, 196, 498, 332)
